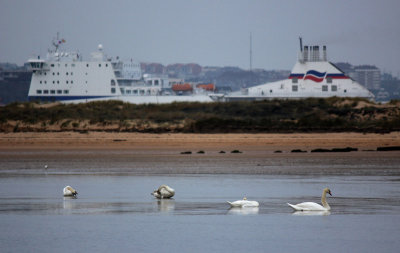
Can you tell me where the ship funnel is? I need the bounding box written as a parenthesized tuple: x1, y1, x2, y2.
(303, 46, 309, 62)
(311, 46, 319, 61)
(323, 45, 327, 61)
(313, 46, 317, 61)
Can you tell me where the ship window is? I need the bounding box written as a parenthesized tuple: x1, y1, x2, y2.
(71, 81, 73, 84)
(87, 64, 89, 67)
(57, 81, 60, 84)
(126, 90, 131, 94)
(66, 72, 69, 75)
(57, 90, 62, 94)
(64, 90, 69, 94)
(327, 77, 332, 83)
(111, 80, 116, 86)
(133, 90, 138, 94)
(292, 85, 298, 92)
(57, 72, 59, 75)
(44, 90, 49, 94)
(44, 72, 47, 75)
(66, 81, 69, 84)
(53, 72, 55, 75)
(154, 80, 159, 86)
(53, 81, 55, 84)
(344, 89, 347, 93)
(51, 64, 55, 67)
(71, 72, 73, 76)
(120, 88, 125, 94)
(111, 88, 116, 94)
(50, 90, 55, 94)
(106, 64, 108, 67)
(99, 64, 101, 67)
(44, 81, 47, 84)
(40, 81, 42, 84)
(292, 78, 298, 83)
(322, 85, 328, 92)
(36, 90, 42, 94)
(332, 85, 337, 91)
(270, 89, 273, 93)
(65, 64, 68, 67)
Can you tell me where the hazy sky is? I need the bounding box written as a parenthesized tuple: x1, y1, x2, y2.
(1, 0, 399, 75)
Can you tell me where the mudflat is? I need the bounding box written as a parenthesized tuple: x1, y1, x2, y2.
(0, 132, 399, 151)
(1, 132, 400, 175)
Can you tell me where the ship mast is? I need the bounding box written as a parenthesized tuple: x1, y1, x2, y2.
(249, 32, 253, 72)
(299, 36, 303, 52)
(52, 32, 60, 52)
(51, 32, 66, 53)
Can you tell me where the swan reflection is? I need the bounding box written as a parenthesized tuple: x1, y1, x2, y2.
(228, 207, 259, 215)
(291, 210, 331, 216)
(63, 197, 78, 209)
(156, 199, 175, 212)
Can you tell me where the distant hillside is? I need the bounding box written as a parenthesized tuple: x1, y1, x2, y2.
(1, 98, 399, 133)
(0, 70, 31, 104)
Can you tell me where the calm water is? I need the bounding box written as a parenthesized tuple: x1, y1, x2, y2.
(1, 152, 400, 252)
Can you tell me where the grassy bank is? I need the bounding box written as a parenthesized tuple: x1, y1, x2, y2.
(0, 98, 399, 133)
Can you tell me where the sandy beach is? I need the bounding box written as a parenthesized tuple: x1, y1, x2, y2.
(0, 132, 399, 152)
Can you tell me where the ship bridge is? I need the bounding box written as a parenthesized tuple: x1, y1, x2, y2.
(27, 58, 48, 72)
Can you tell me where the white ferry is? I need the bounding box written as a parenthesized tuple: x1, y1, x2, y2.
(211, 39, 374, 101)
(27, 36, 213, 104)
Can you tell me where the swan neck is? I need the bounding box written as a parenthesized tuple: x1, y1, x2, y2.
(321, 191, 331, 210)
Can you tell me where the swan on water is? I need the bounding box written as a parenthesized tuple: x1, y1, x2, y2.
(151, 185, 175, 199)
(227, 197, 259, 208)
(63, 186, 78, 197)
(287, 188, 332, 211)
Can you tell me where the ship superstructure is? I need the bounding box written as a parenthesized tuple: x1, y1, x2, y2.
(27, 36, 213, 104)
(211, 39, 374, 101)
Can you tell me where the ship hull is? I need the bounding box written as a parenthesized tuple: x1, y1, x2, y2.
(28, 94, 213, 104)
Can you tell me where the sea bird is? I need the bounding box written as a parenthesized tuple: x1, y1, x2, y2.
(287, 188, 332, 211)
(63, 186, 78, 197)
(151, 185, 175, 199)
(227, 197, 259, 208)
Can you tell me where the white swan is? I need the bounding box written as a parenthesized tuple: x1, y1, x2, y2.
(63, 186, 78, 197)
(151, 185, 175, 199)
(287, 188, 332, 211)
(227, 197, 259, 208)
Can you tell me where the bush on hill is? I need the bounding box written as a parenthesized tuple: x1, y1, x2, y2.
(0, 98, 399, 133)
